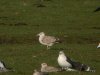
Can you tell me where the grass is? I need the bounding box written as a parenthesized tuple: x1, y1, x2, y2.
(0, 0, 100, 75)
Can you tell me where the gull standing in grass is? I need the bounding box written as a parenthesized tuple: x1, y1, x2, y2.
(57, 51, 95, 72)
(37, 32, 60, 49)
(97, 43, 100, 48)
(41, 63, 61, 72)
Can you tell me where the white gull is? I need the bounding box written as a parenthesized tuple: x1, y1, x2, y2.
(57, 51, 95, 72)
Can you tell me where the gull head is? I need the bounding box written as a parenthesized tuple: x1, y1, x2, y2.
(37, 32, 45, 37)
(59, 51, 65, 55)
(41, 63, 48, 68)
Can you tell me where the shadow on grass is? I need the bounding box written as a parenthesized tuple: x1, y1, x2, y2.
(0, 34, 99, 44)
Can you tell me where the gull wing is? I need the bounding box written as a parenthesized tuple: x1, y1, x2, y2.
(42, 36, 56, 44)
(45, 66, 59, 72)
(67, 58, 88, 71)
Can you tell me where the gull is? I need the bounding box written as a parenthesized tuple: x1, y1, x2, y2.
(37, 32, 60, 49)
(41, 63, 61, 72)
(0, 61, 13, 72)
(97, 43, 100, 48)
(57, 51, 95, 72)
(33, 69, 48, 75)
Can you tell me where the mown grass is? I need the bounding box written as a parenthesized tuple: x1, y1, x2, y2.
(0, 0, 100, 75)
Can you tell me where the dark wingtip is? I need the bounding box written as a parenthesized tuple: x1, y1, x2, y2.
(89, 67, 96, 72)
(93, 7, 100, 12)
(56, 39, 62, 43)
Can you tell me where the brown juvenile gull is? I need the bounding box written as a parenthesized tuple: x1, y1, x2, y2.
(33, 69, 48, 75)
(41, 63, 61, 72)
(57, 51, 95, 72)
(37, 32, 60, 49)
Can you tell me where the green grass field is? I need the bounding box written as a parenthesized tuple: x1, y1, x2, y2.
(0, 0, 100, 75)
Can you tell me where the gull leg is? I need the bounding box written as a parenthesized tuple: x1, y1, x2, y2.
(59, 67, 66, 71)
(47, 46, 50, 50)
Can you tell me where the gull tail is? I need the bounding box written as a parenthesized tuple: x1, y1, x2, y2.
(55, 38, 62, 43)
(79, 64, 95, 72)
(85, 67, 95, 72)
